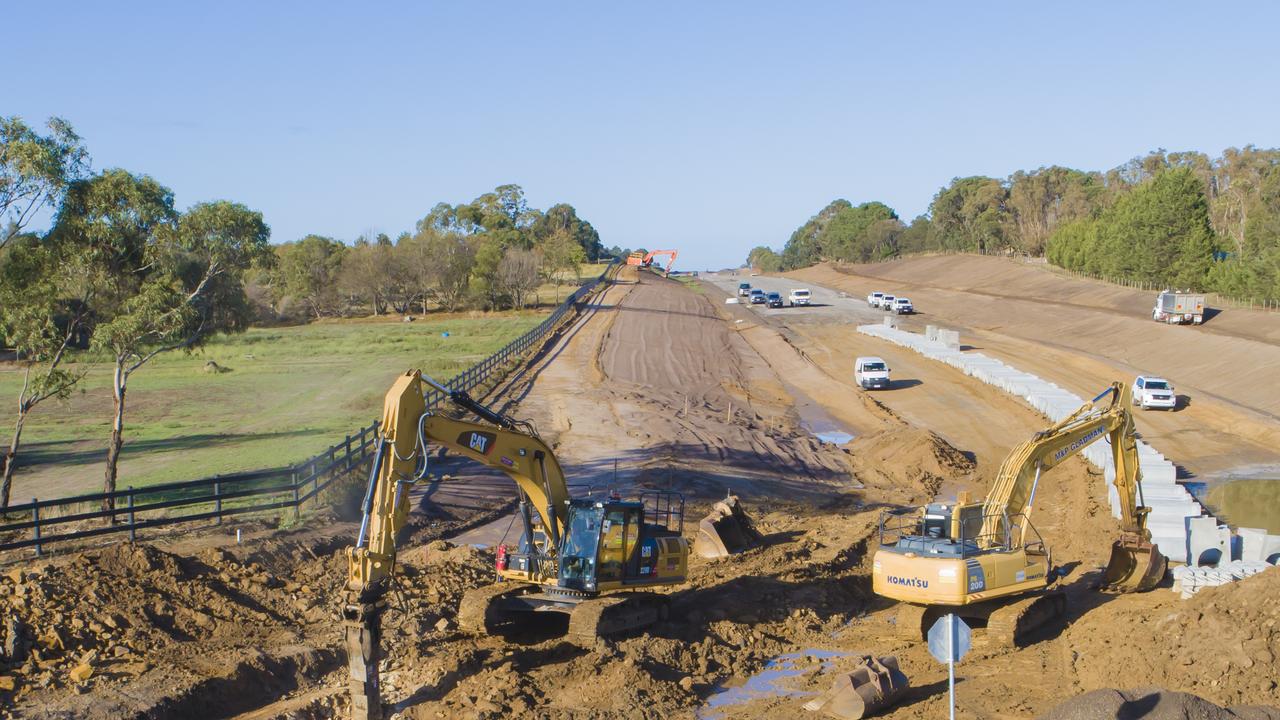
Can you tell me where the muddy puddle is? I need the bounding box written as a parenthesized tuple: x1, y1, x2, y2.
(697, 649, 849, 718)
(1201, 478, 1280, 533)
(779, 377, 856, 446)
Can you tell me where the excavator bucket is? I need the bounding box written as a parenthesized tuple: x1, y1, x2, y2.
(696, 494, 763, 558)
(1102, 534, 1168, 592)
(803, 655, 909, 719)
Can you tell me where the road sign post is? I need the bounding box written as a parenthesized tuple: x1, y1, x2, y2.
(928, 613, 972, 720)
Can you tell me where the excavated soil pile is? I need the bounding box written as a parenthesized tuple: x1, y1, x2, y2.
(1067, 570, 1280, 708)
(844, 427, 976, 505)
(1042, 687, 1280, 720)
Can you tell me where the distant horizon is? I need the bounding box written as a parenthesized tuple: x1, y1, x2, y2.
(10, 2, 1279, 269)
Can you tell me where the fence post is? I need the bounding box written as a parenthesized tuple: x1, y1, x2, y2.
(31, 499, 41, 557)
(344, 434, 353, 472)
(128, 487, 136, 542)
(292, 469, 301, 520)
(214, 480, 223, 525)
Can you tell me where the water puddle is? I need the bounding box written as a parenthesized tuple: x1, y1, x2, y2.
(779, 378, 856, 446)
(1200, 478, 1280, 533)
(698, 649, 849, 718)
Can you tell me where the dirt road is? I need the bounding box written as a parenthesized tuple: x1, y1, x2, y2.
(785, 258, 1280, 480)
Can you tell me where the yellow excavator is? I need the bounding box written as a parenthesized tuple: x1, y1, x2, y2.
(342, 370, 689, 720)
(872, 382, 1167, 647)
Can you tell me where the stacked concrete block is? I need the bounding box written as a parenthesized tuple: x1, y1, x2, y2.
(1172, 561, 1273, 598)
(1237, 528, 1280, 564)
(856, 322, 1208, 563)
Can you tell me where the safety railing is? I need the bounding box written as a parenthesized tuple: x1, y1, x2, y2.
(0, 262, 619, 557)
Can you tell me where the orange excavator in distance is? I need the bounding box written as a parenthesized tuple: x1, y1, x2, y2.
(625, 249, 678, 276)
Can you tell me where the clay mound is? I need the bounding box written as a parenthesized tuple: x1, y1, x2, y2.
(846, 427, 975, 504)
(1066, 570, 1280, 709)
(1041, 687, 1280, 720)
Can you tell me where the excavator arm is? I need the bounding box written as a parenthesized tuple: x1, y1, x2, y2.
(641, 249, 678, 276)
(978, 382, 1165, 591)
(342, 370, 571, 719)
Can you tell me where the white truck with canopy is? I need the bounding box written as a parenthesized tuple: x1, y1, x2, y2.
(1152, 290, 1204, 324)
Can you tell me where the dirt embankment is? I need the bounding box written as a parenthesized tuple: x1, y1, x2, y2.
(788, 257, 1280, 477)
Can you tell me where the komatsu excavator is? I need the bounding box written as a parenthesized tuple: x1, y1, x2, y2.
(872, 382, 1167, 648)
(342, 370, 689, 720)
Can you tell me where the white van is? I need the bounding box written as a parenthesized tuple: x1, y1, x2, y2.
(855, 356, 891, 390)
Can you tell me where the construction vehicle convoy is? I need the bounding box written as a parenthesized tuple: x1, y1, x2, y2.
(343, 371, 692, 720)
(872, 382, 1167, 647)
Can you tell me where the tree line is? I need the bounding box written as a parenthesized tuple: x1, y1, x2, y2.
(752, 147, 1280, 301)
(0, 115, 607, 511)
(262, 185, 605, 321)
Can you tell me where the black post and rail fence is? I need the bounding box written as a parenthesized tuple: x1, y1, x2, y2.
(0, 262, 620, 557)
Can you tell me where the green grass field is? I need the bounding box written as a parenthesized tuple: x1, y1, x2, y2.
(0, 311, 546, 500)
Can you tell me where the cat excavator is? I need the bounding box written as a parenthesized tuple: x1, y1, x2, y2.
(872, 381, 1168, 648)
(342, 370, 689, 720)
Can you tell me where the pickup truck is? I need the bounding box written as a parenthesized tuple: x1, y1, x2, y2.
(1132, 375, 1177, 410)
(880, 294, 896, 311)
(867, 291, 885, 308)
(737, 282, 752, 297)
(789, 288, 811, 306)
(855, 356, 891, 390)
(892, 297, 914, 314)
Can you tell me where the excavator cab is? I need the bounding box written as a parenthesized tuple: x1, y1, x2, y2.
(557, 494, 686, 593)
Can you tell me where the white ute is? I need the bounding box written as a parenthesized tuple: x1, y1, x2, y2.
(854, 356, 892, 390)
(867, 291, 884, 308)
(1132, 376, 1177, 410)
(880, 294, 895, 311)
(892, 297, 914, 314)
(789, 288, 811, 306)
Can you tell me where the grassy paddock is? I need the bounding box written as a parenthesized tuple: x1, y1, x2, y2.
(0, 311, 546, 499)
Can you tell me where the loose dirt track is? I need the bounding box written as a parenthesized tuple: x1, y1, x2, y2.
(2, 265, 1277, 719)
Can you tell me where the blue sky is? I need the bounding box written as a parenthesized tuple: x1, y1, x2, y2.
(9, 1, 1280, 269)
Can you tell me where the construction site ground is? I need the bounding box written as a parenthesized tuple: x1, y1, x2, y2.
(2, 262, 1278, 719)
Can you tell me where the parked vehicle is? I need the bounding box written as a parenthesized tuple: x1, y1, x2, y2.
(749, 288, 767, 304)
(766, 292, 784, 308)
(1132, 376, 1177, 410)
(737, 282, 752, 297)
(789, 289, 812, 306)
(1152, 291, 1205, 324)
(880, 294, 896, 310)
(868, 291, 885, 307)
(892, 297, 914, 314)
(855, 356, 892, 390)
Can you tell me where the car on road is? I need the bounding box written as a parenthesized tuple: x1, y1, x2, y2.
(880, 294, 896, 310)
(749, 288, 767, 304)
(892, 297, 914, 314)
(855, 356, 892, 389)
(789, 288, 811, 306)
(737, 282, 752, 297)
(868, 291, 885, 307)
(766, 292, 784, 308)
(1132, 375, 1177, 410)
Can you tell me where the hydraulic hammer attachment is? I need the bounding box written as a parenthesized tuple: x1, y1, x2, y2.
(1102, 533, 1167, 592)
(804, 655, 910, 719)
(696, 493, 763, 558)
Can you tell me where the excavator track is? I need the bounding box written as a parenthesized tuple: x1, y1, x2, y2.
(978, 591, 1066, 649)
(457, 583, 537, 635)
(567, 593, 668, 646)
